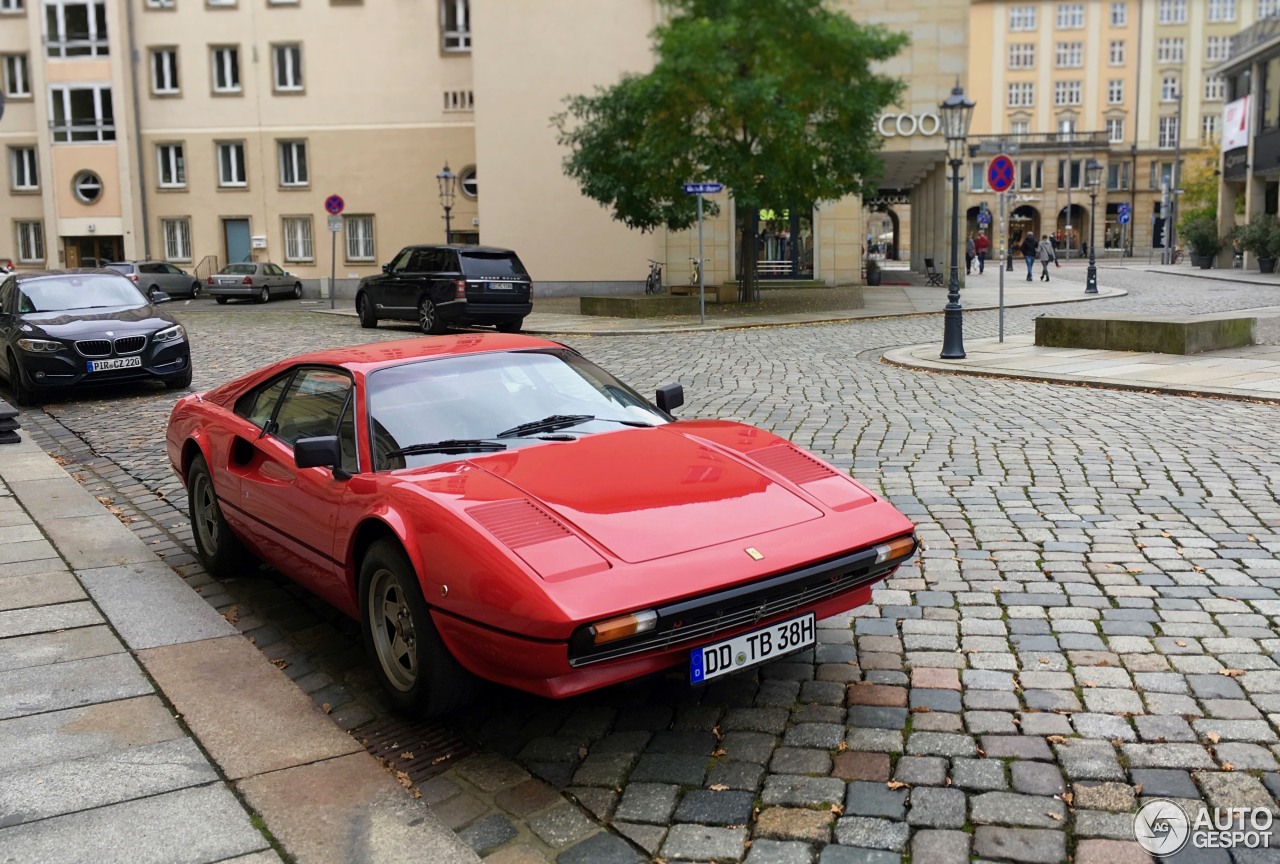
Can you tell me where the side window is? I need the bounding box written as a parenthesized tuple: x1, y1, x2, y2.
(438, 250, 460, 272)
(165, 263, 184, 274)
(0, 279, 14, 314)
(235, 374, 293, 430)
(410, 249, 439, 272)
(272, 367, 354, 447)
(391, 248, 414, 272)
(142, 263, 166, 275)
(267, 264, 284, 276)
(336, 395, 358, 474)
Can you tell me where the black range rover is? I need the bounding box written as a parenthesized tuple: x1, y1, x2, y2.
(355, 245, 533, 335)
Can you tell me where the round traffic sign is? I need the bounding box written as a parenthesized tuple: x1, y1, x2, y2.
(987, 154, 1015, 193)
(324, 194, 345, 215)
(1118, 211, 1131, 225)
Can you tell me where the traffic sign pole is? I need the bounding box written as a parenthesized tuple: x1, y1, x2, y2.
(998, 192, 1006, 342)
(324, 195, 345, 308)
(683, 183, 721, 324)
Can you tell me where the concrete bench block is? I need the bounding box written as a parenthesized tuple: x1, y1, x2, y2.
(580, 295, 703, 318)
(1035, 314, 1257, 355)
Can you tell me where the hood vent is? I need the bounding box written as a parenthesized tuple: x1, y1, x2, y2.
(749, 443, 838, 485)
(467, 499, 570, 549)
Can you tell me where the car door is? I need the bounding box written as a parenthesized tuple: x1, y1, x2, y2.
(159, 263, 191, 296)
(0, 278, 18, 378)
(234, 366, 356, 609)
(385, 248, 432, 313)
(268, 263, 290, 295)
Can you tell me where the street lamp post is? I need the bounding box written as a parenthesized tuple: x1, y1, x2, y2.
(1084, 158, 1103, 294)
(940, 82, 976, 360)
(437, 162, 457, 244)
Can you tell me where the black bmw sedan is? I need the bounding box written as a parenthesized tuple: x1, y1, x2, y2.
(0, 270, 192, 406)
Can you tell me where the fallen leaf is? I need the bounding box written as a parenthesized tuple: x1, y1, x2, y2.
(1039, 658, 1050, 665)
(1219, 669, 1245, 677)
(944, 777, 953, 786)
(711, 748, 727, 758)
(1084, 681, 1096, 688)
(1046, 812, 1063, 821)
(830, 804, 844, 816)
(1222, 763, 1235, 772)
(578, 747, 588, 759)
(220, 604, 239, 626)
(1248, 535, 1257, 542)
(270, 658, 290, 670)
(322, 703, 331, 714)
(1125, 568, 1142, 575)
(399, 751, 415, 760)
(911, 706, 932, 714)
(887, 781, 909, 790)
(837, 740, 848, 752)
(1047, 735, 1067, 745)
(1061, 792, 1074, 807)
(395, 771, 412, 788)
(709, 784, 730, 792)
(1175, 641, 1187, 647)
(1133, 784, 1144, 795)
(1206, 732, 1221, 744)
(412, 789, 422, 799)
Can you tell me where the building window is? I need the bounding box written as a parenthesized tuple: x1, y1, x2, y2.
(272, 44, 302, 92)
(459, 165, 477, 198)
(1057, 158, 1083, 189)
(1205, 75, 1226, 101)
(1158, 0, 1187, 23)
(1111, 2, 1127, 25)
(1009, 44, 1035, 69)
(1108, 41, 1125, 65)
(1209, 0, 1236, 21)
(1150, 161, 1174, 189)
(278, 140, 308, 186)
(0, 0, 24, 12)
(1202, 115, 1221, 144)
(1010, 119, 1030, 137)
(1263, 0, 1280, 19)
(1007, 82, 1034, 107)
(1161, 76, 1180, 102)
(441, 0, 469, 51)
(345, 215, 375, 261)
(1158, 116, 1179, 148)
(44, 0, 109, 58)
(1106, 118, 1125, 142)
(211, 46, 240, 94)
(146, 0, 175, 7)
(162, 217, 191, 261)
(969, 163, 985, 193)
(72, 169, 102, 203)
(9, 146, 37, 190)
(443, 89, 473, 111)
(49, 85, 114, 142)
(282, 216, 313, 261)
(1053, 80, 1082, 106)
(1010, 5, 1036, 30)
(2, 54, 30, 98)
(217, 141, 246, 186)
(1019, 160, 1043, 190)
(1107, 80, 1124, 104)
(207, 0, 235, 6)
(1107, 163, 1130, 190)
(1206, 37, 1234, 63)
(1156, 39, 1184, 65)
(1058, 118, 1078, 141)
(151, 48, 179, 95)
(1055, 42, 1083, 68)
(16, 221, 44, 262)
(1056, 3, 1084, 28)
(157, 143, 185, 188)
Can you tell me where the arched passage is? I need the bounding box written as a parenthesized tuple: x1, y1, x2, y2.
(1010, 205, 1040, 249)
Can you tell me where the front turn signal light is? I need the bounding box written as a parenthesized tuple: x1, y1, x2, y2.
(874, 534, 917, 564)
(590, 609, 658, 645)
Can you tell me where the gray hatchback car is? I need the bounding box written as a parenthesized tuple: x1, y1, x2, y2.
(206, 263, 303, 304)
(106, 261, 203, 300)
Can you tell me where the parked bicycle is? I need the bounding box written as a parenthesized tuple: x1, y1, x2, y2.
(688, 257, 703, 286)
(645, 259, 664, 294)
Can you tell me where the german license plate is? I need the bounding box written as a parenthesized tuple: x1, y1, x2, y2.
(88, 356, 142, 372)
(487, 281, 512, 291)
(690, 612, 815, 684)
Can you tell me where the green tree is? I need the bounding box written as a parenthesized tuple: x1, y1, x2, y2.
(552, 0, 908, 300)
(1176, 148, 1220, 228)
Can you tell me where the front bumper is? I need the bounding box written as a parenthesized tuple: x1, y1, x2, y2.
(17, 341, 190, 390)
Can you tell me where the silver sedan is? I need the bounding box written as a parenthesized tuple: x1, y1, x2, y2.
(206, 263, 303, 304)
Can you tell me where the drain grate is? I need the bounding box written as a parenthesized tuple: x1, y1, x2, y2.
(354, 715, 476, 785)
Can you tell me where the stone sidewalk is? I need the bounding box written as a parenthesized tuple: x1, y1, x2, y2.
(0, 433, 478, 864)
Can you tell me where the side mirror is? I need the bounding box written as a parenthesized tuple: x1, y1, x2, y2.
(381, 263, 392, 274)
(295, 435, 350, 479)
(151, 291, 171, 304)
(655, 383, 684, 414)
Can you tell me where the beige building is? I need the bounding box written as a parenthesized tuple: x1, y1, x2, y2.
(965, 0, 1261, 259)
(1, 0, 972, 294)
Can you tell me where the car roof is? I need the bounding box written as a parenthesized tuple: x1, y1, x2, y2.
(403, 244, 517, 255)
(275, 334, 564, 374)
(13, 268, 128, 282)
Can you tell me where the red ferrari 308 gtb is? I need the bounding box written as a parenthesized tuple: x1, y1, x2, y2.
(165, 334, 917, 715)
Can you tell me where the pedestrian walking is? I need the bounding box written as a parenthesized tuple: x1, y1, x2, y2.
(1020, 232, 1038, 281)
(1037, 234, 1056, 281)
(974, 231, 990, 274)
(965, 234, 976, 275)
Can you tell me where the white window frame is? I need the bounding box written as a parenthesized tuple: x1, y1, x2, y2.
(1161, 76, 1180, 102)
(345, 215, 375, 261)
(1054, 80, 1082, 106)
(1108, 41, 1125, 66)
(1157, 39, 1185, 65)
(9, 146, 38, 190)
(211, 46, 240, 94)
(1158, 0, 1187, 23)
(441, 0, 469, 51)
(1010, 119, 1030, 137)
(1010, 5, 1036, 30)
(146, 0, 175, 8)
(282, 216, 313, 262)
(1055, 42, 1082, 68)
(49, 84, 114, 142)
(1158, 116, 1179, 149)
(207, 0, 235, 6)
(1206, 37, 1234, 63)
(1007, 82, 1034, 108)
(1009, 44, 1035, 69)
(1209, 0, 1236, 21)
(157, 142, 185, 188)
(151, 47, 179, 95)
(1106, 118, 1125, 143)
(1107, 80, 1124, 104)
(1111, 2, 1127, 25)
(162, 217, 191, 261)
(1205, 75, 1226, 101)
(1056, 3, 1084, 29)
(0, 0, 24, 13)
(3, 54, 30, 98)
(16, 221, 44, 262)
(272, 43, 302, 92)
(1202, 115, 1222, 144)
(278, 139, 308, 187)
(217, 141, 246, 187)
(44, 0, 110, 58)
(1263, 0, 1280, 19)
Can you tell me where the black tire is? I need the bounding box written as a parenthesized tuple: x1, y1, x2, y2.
(359, 538, 477, 716)
(215, 296, 228, 305)
(190, 282, 201, 298)
(292, 282, 303, 300)
(165, 367, 193, 390)
(256, 286, 270, 304)
(147, 286, 160, 302)
(357, 293, 378, 329)
(418, 297, 447, 335)
(495, 318, 524, 334)
(186, 454, 253, 577)
(5, 350, 37, 407)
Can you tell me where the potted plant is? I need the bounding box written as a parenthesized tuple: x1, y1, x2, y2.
(1180, 213, 1223, 269)
(864, 257, 882, 286)
(1239, 215, 1279, 273)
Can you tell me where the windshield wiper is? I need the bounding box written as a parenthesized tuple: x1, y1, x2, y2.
(385, 439, 508, 457)
(497, 414, 595, 438)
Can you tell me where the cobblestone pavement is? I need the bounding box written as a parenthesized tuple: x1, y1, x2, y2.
(16, 266, 1280, 863)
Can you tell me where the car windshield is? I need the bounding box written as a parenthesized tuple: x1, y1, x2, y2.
(223, 264, 257, 275)
(460, 252, 527, 279)
(367, 349, 667, 470)
(17, 274, 147, 313)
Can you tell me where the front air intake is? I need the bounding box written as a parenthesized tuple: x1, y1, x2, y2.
(467, 499, 571, 549)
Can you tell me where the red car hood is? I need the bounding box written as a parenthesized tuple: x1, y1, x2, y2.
(470, 426, 830, 563)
